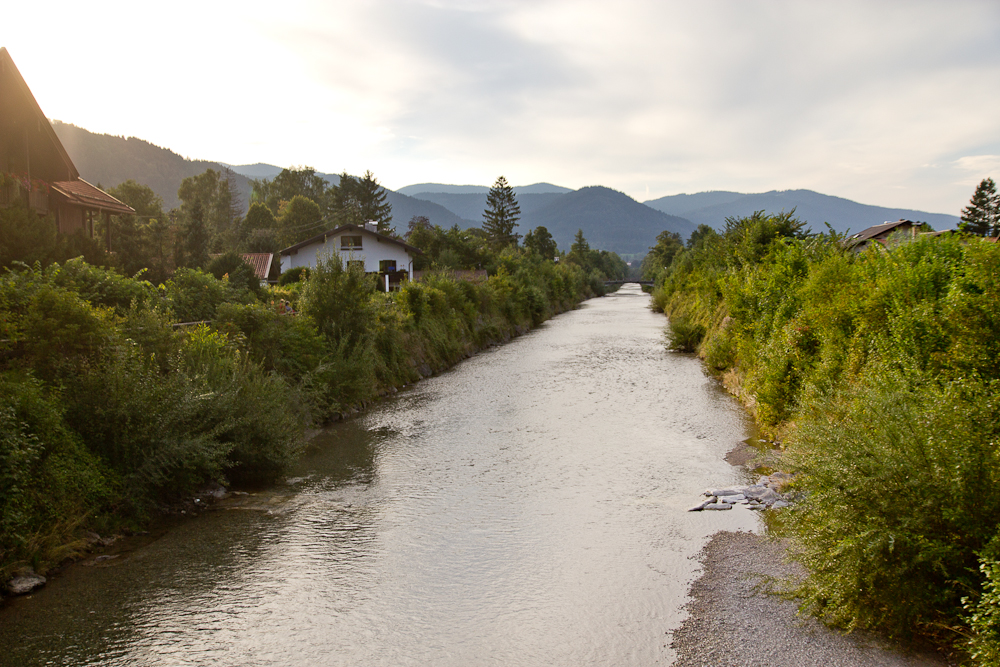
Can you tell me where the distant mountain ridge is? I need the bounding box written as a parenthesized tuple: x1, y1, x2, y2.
(397, 182, 572, 196)
(50, 122, 961, 257)
(644, 189, 961, 235)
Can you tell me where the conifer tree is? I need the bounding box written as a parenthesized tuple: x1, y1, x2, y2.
(355, 170, 393, 234)
(960, 177, 999, 237)
(483, 176, 521, 248)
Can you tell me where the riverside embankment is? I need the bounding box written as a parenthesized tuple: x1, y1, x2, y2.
(0, 284, 759, 666)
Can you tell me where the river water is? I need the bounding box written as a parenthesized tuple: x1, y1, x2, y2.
(0, 285, 758, 666)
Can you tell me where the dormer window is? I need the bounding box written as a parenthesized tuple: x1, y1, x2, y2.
(341, 235, 363, 250)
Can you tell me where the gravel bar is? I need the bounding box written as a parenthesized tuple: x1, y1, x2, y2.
(670, 531, 953, 667)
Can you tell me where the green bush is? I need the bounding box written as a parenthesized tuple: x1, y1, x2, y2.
(666, 316, 705, 352)
(782, 371, 1000, 636)
(278, 266, 309, 285)
(0, 372, 116, 577)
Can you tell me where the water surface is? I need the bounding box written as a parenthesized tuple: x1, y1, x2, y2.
(0, 285, 757, 666)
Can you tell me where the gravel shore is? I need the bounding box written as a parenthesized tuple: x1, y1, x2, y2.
(670, 531, 953, 667)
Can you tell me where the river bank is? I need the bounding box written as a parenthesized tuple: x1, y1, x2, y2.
(671, 531, 953, 667)
(1, 283, 603, 601)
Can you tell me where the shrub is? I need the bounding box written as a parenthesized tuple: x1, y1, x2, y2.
(279, 266, 309, 285)
(666, 316, 705, 352)
(780, 370, 1000, 636)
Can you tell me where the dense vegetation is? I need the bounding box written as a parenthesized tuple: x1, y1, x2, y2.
(652, 209, 1000, 660)
(0, 186, 624, 585)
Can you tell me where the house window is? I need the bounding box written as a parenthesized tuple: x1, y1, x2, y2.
(341, 235, 362, 250)
(347, 260, 365, 271)
(379, 260, 397, 272)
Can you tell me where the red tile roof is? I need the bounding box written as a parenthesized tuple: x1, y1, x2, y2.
(51, 179, 135, 215)
(241, 253, 273, 281)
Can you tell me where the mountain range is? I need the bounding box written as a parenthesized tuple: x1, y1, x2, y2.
(644, 190, 960, 236)
(51, 122, 961, 256)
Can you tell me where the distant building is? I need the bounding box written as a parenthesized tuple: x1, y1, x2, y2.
(279, 222, 422, 290)
(0, 47, 134, 240)
(846, 219, 919, 252)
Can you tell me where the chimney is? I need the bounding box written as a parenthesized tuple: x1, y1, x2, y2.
(364, 221, 378, 233)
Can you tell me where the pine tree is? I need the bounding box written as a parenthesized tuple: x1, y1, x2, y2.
(960, 177, 999, 237)
(355, 170, 393, 234)
(483, 176, 521, 248)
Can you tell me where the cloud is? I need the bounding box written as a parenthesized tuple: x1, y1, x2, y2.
(4, 0, 999, 213)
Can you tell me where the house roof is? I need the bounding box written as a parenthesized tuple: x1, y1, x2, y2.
(849, 219, 915, 243)
(0, 48, 79, 182)
(51, 179, 135, 215)
(241, 253, 273, 280)
(279, 223, 423, 256)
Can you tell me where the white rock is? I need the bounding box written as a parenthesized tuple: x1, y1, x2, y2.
(7, 572, 45, 596)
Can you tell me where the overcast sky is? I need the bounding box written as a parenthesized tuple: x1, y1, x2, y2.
(4, 0, 999, 214)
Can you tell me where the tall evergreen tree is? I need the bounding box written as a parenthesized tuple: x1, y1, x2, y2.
(960, 177, 1000, 237)
(355, 170, 393, 234)
(482, 176, 521, 248)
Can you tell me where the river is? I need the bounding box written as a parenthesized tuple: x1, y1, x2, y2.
(0, 284, 758, 666)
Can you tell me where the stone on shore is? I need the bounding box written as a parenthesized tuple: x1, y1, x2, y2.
(6, 570, 45, 596)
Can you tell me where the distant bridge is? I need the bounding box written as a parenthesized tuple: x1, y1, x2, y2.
(604, 280, 653, 286)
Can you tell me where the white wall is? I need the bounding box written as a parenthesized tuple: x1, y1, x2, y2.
(280, 229, 414, 276)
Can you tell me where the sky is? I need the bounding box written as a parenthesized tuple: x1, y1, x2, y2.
(3, 0, 999, 215)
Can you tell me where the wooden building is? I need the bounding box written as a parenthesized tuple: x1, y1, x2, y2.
(0, 47, 133, 241)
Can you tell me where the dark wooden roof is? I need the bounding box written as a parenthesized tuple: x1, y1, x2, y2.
(849, 219, 915, 243)
(279, 224, 423, 256)
(51, 179, 135, 215)
(0, 47, 79, 183)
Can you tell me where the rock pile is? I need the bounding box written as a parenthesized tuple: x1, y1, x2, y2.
(688, 473, 792, 512)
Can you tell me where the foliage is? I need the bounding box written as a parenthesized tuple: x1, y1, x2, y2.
(278, 194, 324, 246)
(251, 166, 328, 216)
(665, 316, 705, 352)
(0, 203, 105, 270)
(960, 177, 1000, 237)
(524, 225, 558, 259)
(207, 251, 263, 297)
(278, 266, 310, 285)
(483, 176, 521, 248)
(657, 212, 1000, 654)
(641, 230, 684, 280)
(162, 267, 255, 323)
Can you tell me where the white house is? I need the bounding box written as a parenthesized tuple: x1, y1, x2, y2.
(279, 223, 422, 289)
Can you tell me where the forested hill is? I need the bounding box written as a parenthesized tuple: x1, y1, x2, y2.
(52, 121, 253, 211)
(644, 189, 961, 234)
(409, 186, 695, 255)
(51, 123, 471, 231)
(520, 186, 696, 255)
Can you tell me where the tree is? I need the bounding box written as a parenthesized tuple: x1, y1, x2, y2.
(355, 170, 393, 234)
(641, 230, 684, 279)
(960, 178, 999, 237)
(180, 201, 210, 268)
(330, 170, 393, 233)
(570, 229, 590, 256)
(104, 180, 175, 281)
(482, 176, 521, 248)
(524, 225, 558, 259)
(251, 167, 328, 215)
(278, 195, 323, 247)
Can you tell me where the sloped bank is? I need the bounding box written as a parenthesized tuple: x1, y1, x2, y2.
(0, 256, 611, 597)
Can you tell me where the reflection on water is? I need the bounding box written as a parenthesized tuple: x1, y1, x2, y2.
(0, 285, 757, 666)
